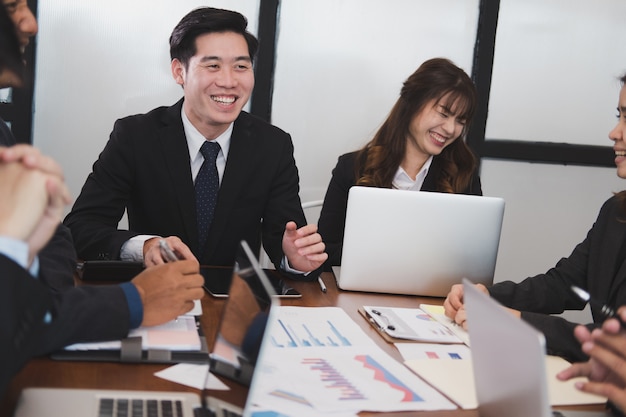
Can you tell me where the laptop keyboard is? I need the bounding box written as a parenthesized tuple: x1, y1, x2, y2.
(98, 398, 184, 417)
(193, 406, 242, 417)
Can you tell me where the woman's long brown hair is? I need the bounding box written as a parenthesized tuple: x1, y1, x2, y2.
(354, 58, 478, 193)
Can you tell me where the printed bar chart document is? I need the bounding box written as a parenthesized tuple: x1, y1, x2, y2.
(246, 306, 457, 414)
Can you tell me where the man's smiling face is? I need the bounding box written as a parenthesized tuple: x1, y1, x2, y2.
(172, 31, 255, 140)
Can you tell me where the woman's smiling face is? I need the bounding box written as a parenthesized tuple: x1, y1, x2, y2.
(406, 94, 468, 159)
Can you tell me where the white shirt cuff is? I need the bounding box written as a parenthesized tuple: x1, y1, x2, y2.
(120, 235, 159, 262)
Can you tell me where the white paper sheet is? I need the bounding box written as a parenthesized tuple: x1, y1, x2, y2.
(64, 315, 201, 351)
(154, 363, 229, 390)
(246, 306, 457, 414)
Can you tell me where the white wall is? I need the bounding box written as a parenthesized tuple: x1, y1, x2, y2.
(32, 0, 626, 322)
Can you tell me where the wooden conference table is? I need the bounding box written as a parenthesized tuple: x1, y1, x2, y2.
(0, 272, 606, 417)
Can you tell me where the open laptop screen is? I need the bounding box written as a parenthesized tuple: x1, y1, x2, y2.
(209, 240, 278, 386)
(335, 187, 505, 297)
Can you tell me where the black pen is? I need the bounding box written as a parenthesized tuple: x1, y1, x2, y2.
(571, 285, 626, 328)
(317, 276, 327, 293)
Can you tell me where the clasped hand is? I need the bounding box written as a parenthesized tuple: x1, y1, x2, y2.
(558, 307, 626, 413)
(0, 145, 72, 264)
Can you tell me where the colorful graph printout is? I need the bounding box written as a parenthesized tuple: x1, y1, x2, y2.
(268, 306, 375, 348)
(248, 307, 456, 413)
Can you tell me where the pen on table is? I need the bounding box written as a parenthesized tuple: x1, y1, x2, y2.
(318, 276, 327, 293)
(571, 285, 626, 328)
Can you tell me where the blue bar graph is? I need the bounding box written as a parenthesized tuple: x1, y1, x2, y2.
(272, 319, 353, 348)
(328, 320, 351, 346)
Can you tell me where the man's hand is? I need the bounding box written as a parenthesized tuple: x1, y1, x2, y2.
(0, 159, 71, 263)
(282, 221, 328, 272)
(557, 307, 626, 412)
(0, 144, 65, 178)
(143, 236, 197, 266)
(131, 259, 204, 327)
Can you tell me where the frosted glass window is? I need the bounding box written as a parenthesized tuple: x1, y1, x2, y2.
(486, 0, 626, 146)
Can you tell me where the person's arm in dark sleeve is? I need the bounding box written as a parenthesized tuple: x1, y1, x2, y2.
(318, 153, 357, 268)
(37, 223, 77, 292)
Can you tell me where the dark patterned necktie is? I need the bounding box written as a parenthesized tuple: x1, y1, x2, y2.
(195, 141, 221, 251)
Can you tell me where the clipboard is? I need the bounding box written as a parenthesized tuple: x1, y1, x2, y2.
(50, 317, 209, 364)
(358, 307, 408, 343)
(359, 305, 465, 344)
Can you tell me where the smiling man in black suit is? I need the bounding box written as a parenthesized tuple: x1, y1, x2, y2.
(65, 7, 327, 278)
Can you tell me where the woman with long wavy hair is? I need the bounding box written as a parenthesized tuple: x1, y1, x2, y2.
(318, 57, 481, 267)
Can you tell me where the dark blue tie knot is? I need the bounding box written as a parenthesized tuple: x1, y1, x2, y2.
(200, 141, 220, 161)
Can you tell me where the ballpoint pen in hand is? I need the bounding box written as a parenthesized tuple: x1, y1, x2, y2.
(571, 285, 626, 328)
(159, 239, 180, 262)
(318, 276, 327, 293)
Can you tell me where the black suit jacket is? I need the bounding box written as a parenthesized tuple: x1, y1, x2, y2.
(318, 151, 483, 267)
(0, 119, 132, 375)
(64, 100, 307, 270)
(490, 195, 626, 362)
(0, 255, 53, 394)
(0, 255, 131, 396)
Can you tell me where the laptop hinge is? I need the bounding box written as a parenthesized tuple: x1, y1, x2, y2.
(120, 337, 142, 362)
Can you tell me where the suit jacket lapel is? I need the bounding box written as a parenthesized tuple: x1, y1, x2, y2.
(421, 169, 438, 192)
(158, 100, 200, 253)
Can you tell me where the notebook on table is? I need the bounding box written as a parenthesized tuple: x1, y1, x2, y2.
(13, 240, 280, 417)
(333, 186, 505, 297)
(463, 278, 613, 417)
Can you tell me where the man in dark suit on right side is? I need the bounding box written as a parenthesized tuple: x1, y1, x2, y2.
(64, 7, 327, 278)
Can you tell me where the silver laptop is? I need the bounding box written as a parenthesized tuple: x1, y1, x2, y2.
(463, 278, 612, 417)
(333, 186, 505, 297)
(13, 240, 280, 417)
